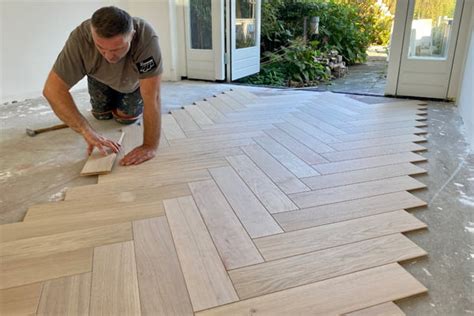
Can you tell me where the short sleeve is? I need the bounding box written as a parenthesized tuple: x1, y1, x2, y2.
(52, 31, 86, 88)
(134, 36, 163, 79)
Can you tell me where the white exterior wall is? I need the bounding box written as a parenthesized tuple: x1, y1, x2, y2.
(0, 0, 182, 104)
(457, 5, 474, 151)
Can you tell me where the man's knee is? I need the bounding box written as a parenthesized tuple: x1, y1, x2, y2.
(113, 108, 141, 125)
(92, 110, 113, 121)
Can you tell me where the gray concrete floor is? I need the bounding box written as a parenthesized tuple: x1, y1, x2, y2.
(1, 81, 472, 315)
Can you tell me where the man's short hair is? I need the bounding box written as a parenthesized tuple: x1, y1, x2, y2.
(91, 6, 133, 38)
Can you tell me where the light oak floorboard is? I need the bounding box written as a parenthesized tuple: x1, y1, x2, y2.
(254, 210, 426, 260)
(164, 196, 238, 311)
(344, 302, 405, 316)
(170, 109, 200, 132)
(184, 105, 214, 126)
(273, 123, 335, 153)
(196, 263, 426, 316)
(162, 114, 186, 140)
(133, 217, 193, 316)
(329, 135, 426, 151)
(188, 180, 264, 269)
(0, 283, 42, 316)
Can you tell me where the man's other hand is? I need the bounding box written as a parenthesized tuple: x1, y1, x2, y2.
(120, 145, 156, 166)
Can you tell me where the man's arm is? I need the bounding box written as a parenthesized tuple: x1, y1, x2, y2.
(120, 74, 162, 166)
(43, 70, 121, 155)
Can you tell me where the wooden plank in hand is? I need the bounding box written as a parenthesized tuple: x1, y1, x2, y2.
(80, 131, 125, 176)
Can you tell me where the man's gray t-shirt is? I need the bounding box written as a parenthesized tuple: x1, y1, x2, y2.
(53, 17, 163, 93)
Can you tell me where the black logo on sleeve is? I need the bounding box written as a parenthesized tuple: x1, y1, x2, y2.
(136, 57, 157, 74)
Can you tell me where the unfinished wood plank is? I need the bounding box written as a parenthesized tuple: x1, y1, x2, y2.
(65, 181, 192, 202)
(330, 135, 426, 151)
(80, 131, 125, 176)
(301, 163, 426, 190)
(24, 190, 168, 221)
(216, 93, 246, 110)
(292, 110, 347, 136)
(1, 202, 163, 243)
(264, 128, 328, 165)
(162, 113, 186, 140)
(90, 241, 140, 316)
(226, 155, 298, 213)
(344, 302, 405, 316)
(290, 176, 425, 208)
(0, 248, 92, 290)
(226, 89, 254, 104)
(210, 167, 283, 238)
(0, 283, 42, 316)
(184, 104, 214, 126)
(348, 115, 427, 126)
(321, 142, 426, 162)
(274, 122, 335, 153)
(170, 109, 200, 132)
(0, 223, 132, 260)
(188, 180, 264, 268)
(229, 234, 426, 299)
(343, 120, 428, 133)
(196, 263, 426, 316)
(184, 123, 277, 138)
(275, 191, 427, 231)
(231, 88, 258, 101)
(133, 217, 193, 316)
(285, 114, 342, 143)
(254, 210, 426, 260)
(205, 96, 234, 112)
(312, 152, 427, 174)
(254, 135, 320, 178)
(168, 131, 264, 147)
(194, 100, 226, 121)
(37, 272, 91, 316)
(336, 127, 427, 141)
(241, 144, 310, 194)
(164, 196, 238, 311)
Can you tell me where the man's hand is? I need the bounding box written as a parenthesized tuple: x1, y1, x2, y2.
(83, 130, 121, 156)
(120, 145, 156, 166)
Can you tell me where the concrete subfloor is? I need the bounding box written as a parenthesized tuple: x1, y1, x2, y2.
(1, 81, 472, 315)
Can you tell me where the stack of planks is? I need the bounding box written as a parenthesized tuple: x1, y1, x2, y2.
(1, 89, 430, 315)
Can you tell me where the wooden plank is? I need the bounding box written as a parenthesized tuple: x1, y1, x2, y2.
(348, 115, 427, 126)
(264, 128, 328, 165)
(162, 113, 186, 140)
(312, 152, 427, 174)
(226, 155, 298, 213)
(226, 89, 254, 104)
(90, 241, 140, 316)
(0, 248, 92, 290)
(24, 195, 166, 222)
(80, 131, 125, 176)
(164, 196, 238, 311)
(184, 104, 214, 126)
(274, 122, 335, 153)
(241, 144, 310, 194)
(301, 163, 426, 190)
(285, 114, 341, 143)
(170, 109, 200, 132)
(188, 180, 264, 268)
(133, 217, 193, 316)
(65, 182, 192, 202)
(216, 93, 246, 110)
(229, 234, 426, 299)
(0, 283, 42, 316)
(321, 142, 426, 162)
(274, 191, 427, 231)
(205, 96, 234, 112)
(37, 272, 91, 316)
(336, 127, 427, 141)
(292, 110, 347, 136)
(290, 176, 426, 208)
(209, 166, 283, 238)
(344, 302, 406, 316)
(253, 136, 320, 178)
(0, 203, 163, 243)
(168, 131, 264, 147)
(0, 223, 132, 260)
(330, 135, 426, 151)
(343, 120, 428, 133)
(196, 263, 427, 316)
(254, 210, 426, 260)
(193, 100, 226, 121)
(232, 88, 258, 101)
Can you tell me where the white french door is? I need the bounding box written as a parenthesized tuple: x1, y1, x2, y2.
(387, 0, 464, 99)
(227, 0, 261, 81)
(184, 0, 225, 80)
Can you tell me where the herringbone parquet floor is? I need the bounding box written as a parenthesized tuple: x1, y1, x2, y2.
(0, 89, 430, 315)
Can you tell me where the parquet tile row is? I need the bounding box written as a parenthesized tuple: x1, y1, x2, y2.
(0, 89, 430, 315)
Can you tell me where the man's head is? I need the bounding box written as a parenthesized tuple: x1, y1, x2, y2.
(91, 6, 135, 64)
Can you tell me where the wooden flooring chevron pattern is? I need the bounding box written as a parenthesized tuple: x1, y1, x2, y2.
(0, 90, 429, 315)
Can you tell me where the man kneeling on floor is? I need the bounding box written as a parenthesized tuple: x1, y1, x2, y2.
(43, 6, 162, 166)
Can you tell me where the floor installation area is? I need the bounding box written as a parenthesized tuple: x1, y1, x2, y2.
(1, 83, 472, 315)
